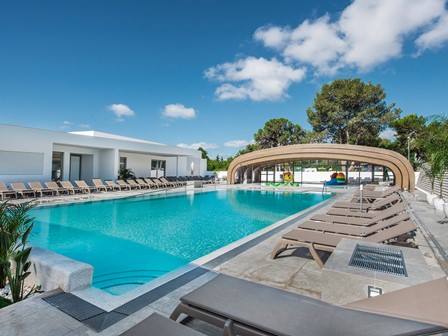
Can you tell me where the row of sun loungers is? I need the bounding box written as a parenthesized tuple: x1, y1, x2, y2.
(271, 186, 416, 268)
(121, 274, 448, 336)
(0, 177, 187, 199)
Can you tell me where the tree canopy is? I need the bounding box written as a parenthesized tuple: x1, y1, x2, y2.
(307, 79, 400, 146)
(254, 118, 306, 149)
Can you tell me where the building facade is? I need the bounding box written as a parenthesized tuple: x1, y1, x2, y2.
(0, 124, 206, 183)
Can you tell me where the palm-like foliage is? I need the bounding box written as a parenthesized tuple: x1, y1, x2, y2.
(424, 116, 448, 199)
(0, 202, 35, 301)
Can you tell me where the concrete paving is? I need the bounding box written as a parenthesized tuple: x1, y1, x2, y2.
(1, 187, 446, 336)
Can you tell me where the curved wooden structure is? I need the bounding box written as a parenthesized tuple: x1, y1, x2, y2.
(227, 144, 415, 191)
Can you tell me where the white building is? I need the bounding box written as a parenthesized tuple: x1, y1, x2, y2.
(0, 124, 207, 183)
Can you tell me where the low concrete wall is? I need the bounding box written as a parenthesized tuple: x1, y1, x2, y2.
(30, 247, 93, 292)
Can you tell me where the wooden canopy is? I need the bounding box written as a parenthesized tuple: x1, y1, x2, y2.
(227, 144, 415, 191)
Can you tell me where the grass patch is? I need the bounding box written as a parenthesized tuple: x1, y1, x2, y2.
(0, 296, 12, 309)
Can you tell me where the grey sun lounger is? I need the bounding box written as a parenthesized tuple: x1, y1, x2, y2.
(298, 212, 410, 236)
(351, 185, 400, 200)
(332, 193, 401, 210)
(170, 274, 446, 336)
(271, 220, 417, 267)
(120, 313, 204, 336)
(0, 181, 17, 200)
(311, 203, 407, 226)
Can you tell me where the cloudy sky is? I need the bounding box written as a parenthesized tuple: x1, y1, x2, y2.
(1, 0, 447, 156)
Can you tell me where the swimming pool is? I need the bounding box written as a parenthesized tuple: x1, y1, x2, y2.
(30, 189, 331, 295)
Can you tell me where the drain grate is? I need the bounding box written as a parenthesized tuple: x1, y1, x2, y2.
(349, 244, 407, 277)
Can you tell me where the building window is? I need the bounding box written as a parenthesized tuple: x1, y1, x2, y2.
(151, 160, 166, 177)
(120, 157, 127, 170)
(52, 152, 64, 181)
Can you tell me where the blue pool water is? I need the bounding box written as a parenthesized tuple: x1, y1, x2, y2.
(30, 190, 331, 295)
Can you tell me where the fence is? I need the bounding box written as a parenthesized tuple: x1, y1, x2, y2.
(416, 166, 448, 199)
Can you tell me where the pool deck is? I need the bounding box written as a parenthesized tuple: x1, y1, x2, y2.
(1, 186, 446, 336)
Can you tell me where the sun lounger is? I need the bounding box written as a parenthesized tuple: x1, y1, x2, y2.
(28, 181, 56, 197)
(74, 180, 97, 193)
(0, 181, 17, 200)
(160, 177, 179, 187)
(298, 212, 410, 236)
(92, 179, 112, 192)
(144, 178, 163, 189)
(60, 181, 82, 194)
(129, 179, 146, 189)
(45, 181, 69, 195)
(126, 179, 142, 189)
(272, 220, 417, 267)
(117, 180, 132, 190)
(351, 186, 401, 202)
(332, 193, 401, 211)
(170, 274, 445, 336)
(134, 178, 151, 189)
(10, 182, 36, 198)
(345, 277, 448, 330)
(311, 203, 407, 226)
(151, 178, 169, 188)
(120, 313, 204, 336)
(105, 180, 122, 191)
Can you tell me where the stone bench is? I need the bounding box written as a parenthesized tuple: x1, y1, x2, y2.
(30, 247, 93, 292)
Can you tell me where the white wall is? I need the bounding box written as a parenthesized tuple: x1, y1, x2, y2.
(0, 124, 206, 184)
(176, 156, 188, 176)
(119, 152, 181, 177)
(98, 149, 118, 180)
(53, 144, 101, 181)
(0, 127, 53, 183)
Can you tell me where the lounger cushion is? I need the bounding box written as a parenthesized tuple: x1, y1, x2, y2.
(120, 313, 203, 336)
(180, 274, 439, 336)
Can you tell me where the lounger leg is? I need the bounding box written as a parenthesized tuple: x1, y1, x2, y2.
(223, 319, 236, 336)
(271, 240, 289, 259)
(169, 304, 184, 321)
(309, 243, 324, 268)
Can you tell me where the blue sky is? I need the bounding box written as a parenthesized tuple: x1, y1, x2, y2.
(1, 0, 447, 157)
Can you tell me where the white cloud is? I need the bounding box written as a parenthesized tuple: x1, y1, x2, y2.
(416, 11, 448, 51)
(177, 142, 218, 150)
(224, 140, 252, 148)
(205, 57, 306, 101)
(108, 103, 135, 120)
(162, 103, 196, 119)
(253, 0, 447, 74)
(254, 25, 291, 49)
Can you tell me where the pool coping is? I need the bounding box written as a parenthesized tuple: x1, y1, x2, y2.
(42, 190, 337, 332)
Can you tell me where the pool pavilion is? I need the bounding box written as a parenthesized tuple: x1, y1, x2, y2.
(227, 144, 415, 191)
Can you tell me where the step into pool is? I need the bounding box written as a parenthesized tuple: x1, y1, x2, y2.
(30, 189, 331, 295)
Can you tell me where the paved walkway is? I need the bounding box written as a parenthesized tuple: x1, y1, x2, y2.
(406, 190, 448, 273)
